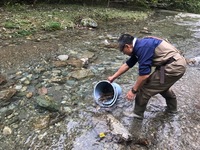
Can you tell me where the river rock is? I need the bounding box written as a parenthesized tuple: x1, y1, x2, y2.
(36, 95, 60, 112)
(32, 115, 50, 130)
(15, 85, 23, 90)
(0, 74, 7, 85)
(80, 51, 96, 63)
(26, 92, 33, 98)
(80, 58, 89, 68)
(53, 60, 68, 67)
(3, 126, 12, 135)
(81, 51, 95, 60)
(34, 66, 46, 74)
(70, 69, 94, 80)
(139, 27, 151, 34)
(38, 87, 48, 95)
(106, 114, 132, 142)
(57, 55, 69, 61)
(80, 18, 98, 28)
(66, 57, 83, 68)
(49, 77, 67, 84)
(0, 88, 17, 101)
(106, 34, 118, 40)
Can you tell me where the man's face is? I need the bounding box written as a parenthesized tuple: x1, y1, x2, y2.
(122, 44, 133, 56)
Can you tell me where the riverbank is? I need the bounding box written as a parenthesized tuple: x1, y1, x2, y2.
(0, 4, 151, 72)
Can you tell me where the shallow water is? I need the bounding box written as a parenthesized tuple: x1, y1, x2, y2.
(72, 10, 200, 150)
(1, 10, 200, 150)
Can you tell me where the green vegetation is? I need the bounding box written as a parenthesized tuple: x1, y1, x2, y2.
(1, 0, 200, 38)
(4, 21, 20, 29)
(0, 4, 150, 38)
(1, 0, 200, 14)
(43, 22, 62, 31)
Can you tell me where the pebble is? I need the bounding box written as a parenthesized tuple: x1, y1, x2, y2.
(3, 126, 12, 135)
(26, 92, 33, 98)
(15, 85, 23, 90)
(24, 80, 31, 85)
(58, 55, 69, 61)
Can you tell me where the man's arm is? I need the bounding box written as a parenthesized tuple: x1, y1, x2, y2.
(126, 74, 150, 100)
(107, 63, 130, 82)
(132, 74, 150, 91)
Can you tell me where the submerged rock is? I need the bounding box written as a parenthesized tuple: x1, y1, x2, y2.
(36, 95, 60, 112)
(0, 88, 17, 107)
(32, 115, 50, 130)
(106, 114, 132, 142)
(67, 57, 83, 68)
(53, 60, 68, 67)
(70, 69, 94, 80)
(26, 92, 33, 98)
(38, 87, 48, 95)
(0, 74, 7, 85)
(0, 88, 17, 101)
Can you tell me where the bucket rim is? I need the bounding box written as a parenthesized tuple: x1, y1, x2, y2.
(93, 80, 119, 107)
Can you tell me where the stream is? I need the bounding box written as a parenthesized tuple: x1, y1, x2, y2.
(0, 10, 200, 150)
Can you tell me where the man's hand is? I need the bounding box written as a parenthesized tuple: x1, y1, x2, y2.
(126, 90, 136, 101)
(107, 63, 130, 83)
(107, 76, 115, 83)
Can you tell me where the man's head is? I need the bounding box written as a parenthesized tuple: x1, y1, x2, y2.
(118, 34, 134, 56)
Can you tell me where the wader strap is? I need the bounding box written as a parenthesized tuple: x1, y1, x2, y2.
(156, 57, 175, 84)
(160, 66, 165, 84)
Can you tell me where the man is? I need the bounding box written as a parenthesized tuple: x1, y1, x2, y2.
(107, 34, 186, 119)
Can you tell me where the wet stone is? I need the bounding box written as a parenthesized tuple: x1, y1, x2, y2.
(0, 88, 17, 101)
(66, 57, 83, 68)
(3, 126, 12, 135)
(38, 87, 48, 95)
(23, 80, 31, 85)
(26, 92, 33, 98)
(0, 74, 7, 85)
(57, 55, 69, 61)
(51, 69, 62, 76)
(106, 114, 132, 142)
(36, 95, 60, 112)
(49, 77, 67, 84)
(70, 69, 94, 80)
(32, 115, 50, 130)
(79, 51, 96, 62)
(3, 109, 14, 118)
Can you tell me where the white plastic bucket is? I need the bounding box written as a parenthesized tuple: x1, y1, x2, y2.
(93, 80, 122, 107)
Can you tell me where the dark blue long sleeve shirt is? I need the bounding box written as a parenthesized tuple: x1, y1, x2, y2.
(126, 37, 162, 75)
